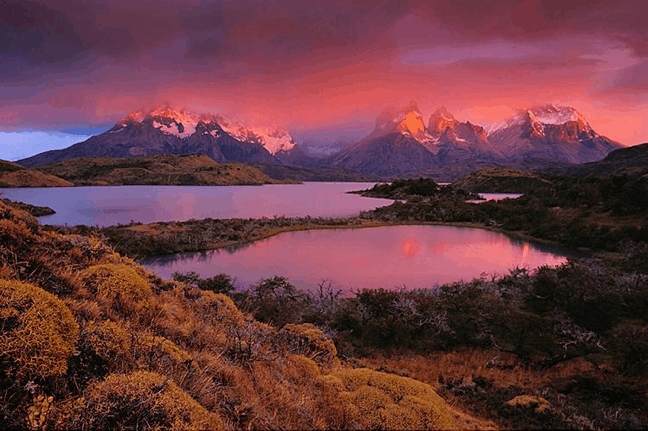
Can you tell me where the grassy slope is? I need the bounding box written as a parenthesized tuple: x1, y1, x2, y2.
(0, 199, 466, 430)
(0, 159, 73, 187)
(37, 154, 296, 186)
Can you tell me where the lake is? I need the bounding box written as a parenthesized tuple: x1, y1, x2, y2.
(0, 182, 393, 227)
(140, 225, 570, 294)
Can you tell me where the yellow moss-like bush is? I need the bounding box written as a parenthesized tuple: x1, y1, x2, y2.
(134, 333, 194, 368)
(195, 290, 245, 326)
(81, 320, 131, 364)
(279, 323, 340, 371)
(332, 368, 456, 430)
(81, 263, 152, 304)
(0, 280, 79, 379)
(68, 371, 222, 430)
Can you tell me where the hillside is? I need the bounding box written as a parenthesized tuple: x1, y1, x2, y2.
(37, 154, 291, 186)
(544, 142, 648, 178)
(0, 198, 475, 430)
(452, 168, 552, 193)
(0, 159, 73, 187)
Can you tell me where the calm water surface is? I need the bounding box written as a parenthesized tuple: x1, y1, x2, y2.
(0, 183, 392, 227)
(140, 225, 570, 294)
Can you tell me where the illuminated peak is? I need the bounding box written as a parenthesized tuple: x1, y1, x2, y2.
(398, 111, 426, 135)
(120, 104, 216, 125)
(528, 104, 587, 125)
(428, 107, 458, 135)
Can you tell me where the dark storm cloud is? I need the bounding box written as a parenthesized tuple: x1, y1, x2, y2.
(1, 0, 647, 144)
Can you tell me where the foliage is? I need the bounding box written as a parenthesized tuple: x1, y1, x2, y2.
(80, 263, 152, 307)
(63, 371, 223, 430)
(332, 368, 456, 430)
(0, 279, 79, 380)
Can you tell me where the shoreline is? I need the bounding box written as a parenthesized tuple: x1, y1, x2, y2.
(129, 217, 582, 260)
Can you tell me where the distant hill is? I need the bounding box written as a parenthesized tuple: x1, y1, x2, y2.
(37, 154, 289, 186)
(0, 159, 72, 187)
(452, 168, 552, 193)
(543, 142, 648, 178)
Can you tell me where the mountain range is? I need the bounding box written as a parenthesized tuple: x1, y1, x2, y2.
(18, 103, 624, 178)
(329, 103, 622, 176)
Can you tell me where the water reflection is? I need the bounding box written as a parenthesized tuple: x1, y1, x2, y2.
(141, 225, 573, 294)
(0, 183, 392, 227)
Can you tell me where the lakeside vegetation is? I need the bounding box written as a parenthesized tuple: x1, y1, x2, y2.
(37, 154, 296, 186)
(3, 170, 648, 429)
(0, 198, 465, 430)
(0, 159, 73, 188)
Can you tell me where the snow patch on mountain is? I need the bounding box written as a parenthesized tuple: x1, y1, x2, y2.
(221, 123, 296, 154)
(486, 105, 591, 135)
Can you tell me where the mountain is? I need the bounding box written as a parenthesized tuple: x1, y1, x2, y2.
(0, 159, 72, 187)
(487, 105, 623, 164)
(427, 107, 505, 165)
(544, 142, 648, 178)
(330, 103, 442, 176)
(18, 107, 280, 168)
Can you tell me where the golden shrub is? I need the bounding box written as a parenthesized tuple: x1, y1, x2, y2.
(0, 279, 79, 379)
(81, 320, 131, 364)
(195, 290, 245, 326)
(133, 333, 194, 369)
(279, 323, 340, 371)
(80, 263, 152, 304)
(68, 371, 222, 430)
(332, 368, 456, 430)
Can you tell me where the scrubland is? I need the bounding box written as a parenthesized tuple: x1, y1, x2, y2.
(0, 199, 462, 430)
(2, 173, 648, 429)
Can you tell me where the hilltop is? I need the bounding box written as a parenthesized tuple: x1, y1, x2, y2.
(451, 168, 552, 193)
(0, 159, 72, 187)
(37, 154, 292, 186)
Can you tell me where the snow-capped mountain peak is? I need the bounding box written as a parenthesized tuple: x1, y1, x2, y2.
(486, 104, 592, 135)
(220, 121, 296, 155)
(428, 106, 458, 136)
(372, 102, 437, 146)
(529, 104, 587, 125)
(118, 106, 219, 139)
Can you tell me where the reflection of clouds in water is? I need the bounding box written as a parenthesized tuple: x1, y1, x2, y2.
(351, 256, 373, 268)
(139, 225, 573, 293)
(430, 241, 450, 254)
(152, 193, 198, 220)
(400, 238, 420, 257)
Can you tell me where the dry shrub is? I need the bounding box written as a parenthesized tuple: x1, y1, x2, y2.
(80, 263, 152, 308)
(80, 320, 132, 366)
(133, 333, 194, 372)
(63, 370, 222, 430)
(0, 279, 79, 379)
(279, 323, 340, 371)
(332, 368, 456, 430)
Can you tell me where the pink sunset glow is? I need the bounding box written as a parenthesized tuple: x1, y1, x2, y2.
(1, 0, 647, 160)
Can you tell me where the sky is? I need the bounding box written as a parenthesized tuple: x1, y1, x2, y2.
(1, 0, 647, 161)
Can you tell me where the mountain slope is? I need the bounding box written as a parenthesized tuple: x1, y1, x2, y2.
(37, 154, 286, 186)
(487, 105, 623, 164)
(544, 142, 648, 178)
(18, 107, 279, 168)
(330, 104, 442, 175)
(427, 107, 505, 165)
(0, 159, 73, 187)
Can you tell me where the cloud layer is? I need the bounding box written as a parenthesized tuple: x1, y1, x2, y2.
(1, 0, 647, 146)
